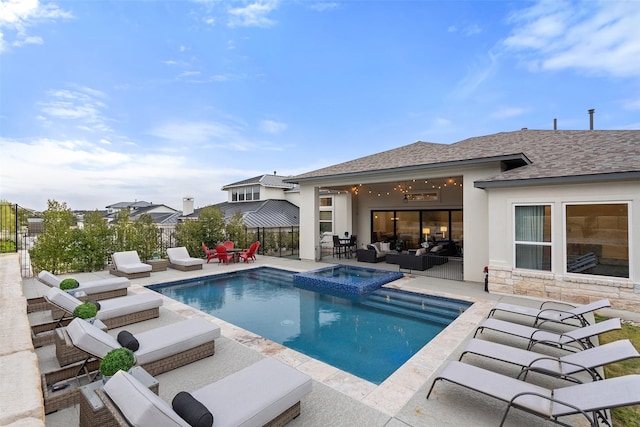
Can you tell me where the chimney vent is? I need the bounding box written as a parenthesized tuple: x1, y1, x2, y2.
(553, 118, 557, 130)
(588, 109, 595, 130)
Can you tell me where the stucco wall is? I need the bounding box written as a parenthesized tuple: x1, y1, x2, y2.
(486, 180, 640, 312)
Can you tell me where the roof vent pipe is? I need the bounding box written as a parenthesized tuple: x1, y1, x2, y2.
(554, 118, 557, 130)
(588, 109, 595, 130)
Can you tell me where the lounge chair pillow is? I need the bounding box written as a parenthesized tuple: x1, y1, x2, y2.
(380, 242, 391, 252)
(366, 244, 378, 253)
(415, 248, 426, 256)
(117, 330, 140, 351)
(172, 391, 214, 427)
(430, 245, 442, 253)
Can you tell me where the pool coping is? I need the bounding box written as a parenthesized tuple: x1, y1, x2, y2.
(150, 263, 495, 417)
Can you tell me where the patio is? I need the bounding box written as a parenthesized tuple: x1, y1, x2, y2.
(3, 252, 638, 426)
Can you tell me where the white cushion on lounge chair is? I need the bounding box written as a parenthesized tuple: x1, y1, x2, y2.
(112, 251, 152, 274)
(104, 370, 189, 426)
(38, 270, 130, 294)
(192, 357, 312, 427)
(45, 287, 162, 320)
(166, 247, 204, 267)
(104, 358, 312, 427)
(66, 317, 221, 362)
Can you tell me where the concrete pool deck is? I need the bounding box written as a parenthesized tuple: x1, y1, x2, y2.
(11, 253, 640, 426)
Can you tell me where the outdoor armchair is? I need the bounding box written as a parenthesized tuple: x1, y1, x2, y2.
(166, 247, 204, 271)
(201, 242, 217, 263)
(215, 244, 235, 264)
(110, 251, 153, 279)
(427, 360, 640, 427)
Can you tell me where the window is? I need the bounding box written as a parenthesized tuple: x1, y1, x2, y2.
(565, 203, 629, 278)
(232, 188, 238, 202)
(319, 197, 333, 234)
(514, 205, 552, 271)
(253, 186, 260, 200)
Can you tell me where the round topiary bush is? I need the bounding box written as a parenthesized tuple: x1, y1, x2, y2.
(60, 278, 79, 290)
(100, 347, 135, 377)
(72, 301, 98, 319)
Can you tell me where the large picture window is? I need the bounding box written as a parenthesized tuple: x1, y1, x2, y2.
(565, 203, 629, 278)
(514, 205, 552, 271)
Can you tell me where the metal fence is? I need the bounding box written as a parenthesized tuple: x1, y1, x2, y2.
(1, 203, 300, 278)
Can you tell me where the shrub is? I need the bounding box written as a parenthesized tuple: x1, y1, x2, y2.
(99, 347, 135, 377)
(72, 301, 98, 319)
(60, 278, 79, 290)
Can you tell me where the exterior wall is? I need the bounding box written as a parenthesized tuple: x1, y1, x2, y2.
(486, 180, 640, 312)
(262, 186, 285, 200)
(284, 191, 301, 207)
(298, 185, 319, 261)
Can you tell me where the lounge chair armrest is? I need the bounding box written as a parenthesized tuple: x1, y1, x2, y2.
(517, 356, 597, 383)
(534, 309, 590, 327)
(502, 391, 595, 427)
(539, 300, 576, 310)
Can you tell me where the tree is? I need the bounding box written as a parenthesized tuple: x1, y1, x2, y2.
(175, 206, 225, 256)
(130, 213, 158, 261)
(29, 200, 76, 274)
(226, 211, 246, 248)
(69, 211, 113, 271)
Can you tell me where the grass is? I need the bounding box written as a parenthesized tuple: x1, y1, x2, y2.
(595, 314, 640, 426)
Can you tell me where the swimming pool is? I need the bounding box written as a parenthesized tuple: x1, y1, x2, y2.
(149, 267, 471, 384)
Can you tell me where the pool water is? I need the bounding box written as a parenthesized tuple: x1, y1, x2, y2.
(293, 264, 404, 295)
(149, 267, 470, 384)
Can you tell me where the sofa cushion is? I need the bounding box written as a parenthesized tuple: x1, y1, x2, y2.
(66, 317, 120, 359)
(415, 248, 427, 256)
(96, 293, 162, 321)
(380, 242, 391, 252)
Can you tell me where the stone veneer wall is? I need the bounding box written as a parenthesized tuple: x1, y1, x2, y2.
(0, 253, 45, 426)
(488, 265, 640, 313)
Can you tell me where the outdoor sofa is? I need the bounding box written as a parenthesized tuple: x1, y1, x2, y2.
(110, 251, 153, 279)
(357, 242, 391, 263)
(166, 247, 204, 271)
(97, 357, 313, 427)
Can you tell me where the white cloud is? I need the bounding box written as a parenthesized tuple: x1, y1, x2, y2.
(0, 0, 73, 53)
(259, 119, 287, 134)
(503, 0, 640, 78)
(227, 1, 278, 28)
(309, 3, 340, 12)
(463, 24, 482, 36)
(37, 87, 112, 133)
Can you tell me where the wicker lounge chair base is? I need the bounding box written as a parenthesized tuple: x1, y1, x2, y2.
(32, 307, 160, 348)
(43, 341, 215, 413)
(28, 287, 129, 314)
(168, 262, 203, 271)
(109, 268, 150, 279)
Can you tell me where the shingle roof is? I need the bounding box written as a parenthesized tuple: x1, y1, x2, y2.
(287, 130, 640, 186)
(207, 199, 299, 228)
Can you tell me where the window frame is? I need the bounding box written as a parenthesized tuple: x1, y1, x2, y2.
(513, 203, 553, 272)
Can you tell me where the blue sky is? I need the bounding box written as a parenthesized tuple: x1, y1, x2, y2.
(1, 0, 639, 212)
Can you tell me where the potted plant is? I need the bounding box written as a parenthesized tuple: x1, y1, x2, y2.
(72, 301, 98, 320)
(100, 347, 135, 380)
(60, 278, 79, 291)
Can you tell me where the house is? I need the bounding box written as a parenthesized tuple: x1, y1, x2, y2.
(105, 201, 181, 229)
(286, 129, 640, 312)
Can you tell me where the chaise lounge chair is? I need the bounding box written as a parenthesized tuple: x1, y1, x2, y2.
(474, 317, 621, 352)
(166, 247, 204, 271)
(110, 251, 153, 279)
(43, 316, 220, 414)
(460, 338, 640, 382)
(32, 287, 162, 339)
(97, 357, 312, 427)
(488, 298, 610, 327)
(427, 360, 640, 427)
(29, 270, 130, 313)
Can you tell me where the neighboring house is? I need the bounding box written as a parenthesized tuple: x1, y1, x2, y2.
(105, 201, 181, 229)
(286, 129, 640, 312)
(185, 174, 301, 229)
